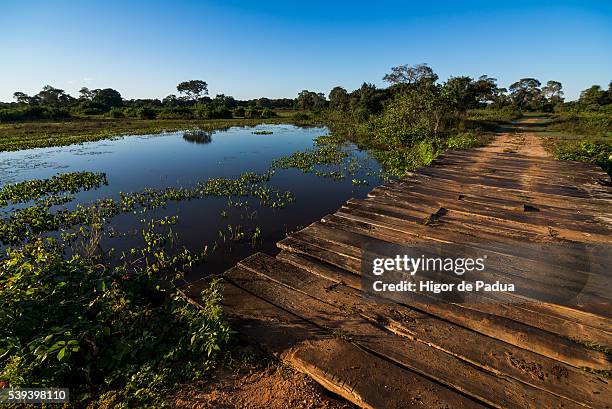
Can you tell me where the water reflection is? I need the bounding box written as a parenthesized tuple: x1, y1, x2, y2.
(183, 130, 213, 144)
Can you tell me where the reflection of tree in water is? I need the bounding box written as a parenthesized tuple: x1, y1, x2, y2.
(183, 130, 213, 144)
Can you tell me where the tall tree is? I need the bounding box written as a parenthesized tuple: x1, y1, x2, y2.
(382, 63, 438, 85)
(542, 80, 564, 105)
(328, 86, 349, 110)
(13, 92, 33, 105)
(579, 85, 607, 106)
(508, 78, 543, 110)
(296, 90, 326, 110)
(177, 80, 208, 101)
(35, 85, 74, 107)
(91, 88, 123, 110)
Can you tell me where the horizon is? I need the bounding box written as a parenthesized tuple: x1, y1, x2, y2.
(2, 0, 611, 102)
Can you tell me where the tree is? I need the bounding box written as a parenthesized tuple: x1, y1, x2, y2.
(78, 87, 94, 100)
(13, 92, 33, 105)
(383, 63, 438, 85)
(91, 88, 123, 110)
(579, 85, 606, 106)
(35, 85, 75, 107)
(472, 75, 501, 105)
(443, 76, 477, 112)
(162, 94, 179, 107)
(328, 86, 349, 110)
(296, 90, 326, 110)
(177, 80, 208, 101)
(542, 80, 564, 105)
(508, 78, 543, 110)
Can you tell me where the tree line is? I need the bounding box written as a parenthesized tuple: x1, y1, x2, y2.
(1, 65, 610, 124)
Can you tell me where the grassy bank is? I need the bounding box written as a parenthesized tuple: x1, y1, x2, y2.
(0, 114, 314, 152)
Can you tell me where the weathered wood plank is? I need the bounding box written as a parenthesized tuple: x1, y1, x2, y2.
(226, 265, 588, 409)
(220, 279, 480, 409)
(239, 252, 612, 408)
(319, 213, 612, 343)
(277, 237, 611, 370)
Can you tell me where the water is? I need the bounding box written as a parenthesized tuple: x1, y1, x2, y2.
(0, 124, 383, 278)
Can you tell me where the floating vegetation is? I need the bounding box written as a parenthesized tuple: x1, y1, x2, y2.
(272, 145, 349, 173)
(0, 170, 293, 245)
(252, 130, 273, 135)
(0, 171, 107, 207)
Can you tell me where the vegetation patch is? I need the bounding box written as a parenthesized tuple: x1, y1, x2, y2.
(0, 172, 107, 207)
(0, 219, 231, 407)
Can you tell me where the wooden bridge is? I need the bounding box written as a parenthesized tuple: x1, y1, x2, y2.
(187, 131, 612, 408)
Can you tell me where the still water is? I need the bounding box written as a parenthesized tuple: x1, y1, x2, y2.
(0, 124, 383, 278)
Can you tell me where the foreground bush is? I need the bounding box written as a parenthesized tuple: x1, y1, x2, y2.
(0, 226, 231, 407)
(554, 140, 612, 175)
(548, 111, 612, 137)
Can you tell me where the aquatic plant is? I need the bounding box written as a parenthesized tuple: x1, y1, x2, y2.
(0, 170, 294, 245)
(0, 171, 107, 207)
(252, 130, 273, 135)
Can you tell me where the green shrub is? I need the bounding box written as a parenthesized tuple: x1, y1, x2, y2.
(292, 112, 310, 121)
(260, 108, 276, 118)
(244, 108, 262, 119)
(137, 107, 157, 120)
(444, 131, 484, 150)
(157, 107, 194, 119)
(467, 107, 521, 123)
(108, 107, 125, 118)
(0, 106, 72, 122)
(555, 140, 612, 175)
(549, 111, 612, 137)
(0, 229, 231, 407)
(233, 107, 245, 117)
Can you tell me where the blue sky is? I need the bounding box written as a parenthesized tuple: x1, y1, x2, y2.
(1, 0, 611, 101)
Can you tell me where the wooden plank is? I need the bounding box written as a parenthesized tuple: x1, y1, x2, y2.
(335, 202, 612, 277)
(346, 198, 611, 244)
(295, 222, 611, 320)
(368, 185, 611, 236)
(277, 237, 611, 370)
(421, 161, 612, 194)
(226, 264, 588, 409)
(239, 252, 612, 408)
(395, 175, 611, 213)
(320, 213, 612, 342)
(309, 216, 611, 306)
(220, 279, 480, 409)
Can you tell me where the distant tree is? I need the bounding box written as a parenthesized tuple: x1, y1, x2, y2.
(472, 75, 501, 105)
(256, 97, 272, 109)
(177, 80, 208, 101)
(13, 92, 33, 105)
(91, 88, 123, 110)
(328, 86, 350, 110)
(443, 76, 477, 112)
(162, 94, 179, 106)
(35, 85, 75, 107)
(383, 63, 438, 85)
(78, 87, 94, 100)
(350, 83, 385, 116)
(508, 78, 543, 110)
(579, 85, 607, 106)
(214, 94, 237, 109)
(542, 81, 564, 105)
(296, 90, 326, 110)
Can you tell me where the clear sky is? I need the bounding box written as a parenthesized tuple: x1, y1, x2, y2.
(1, 0, 611, 102)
